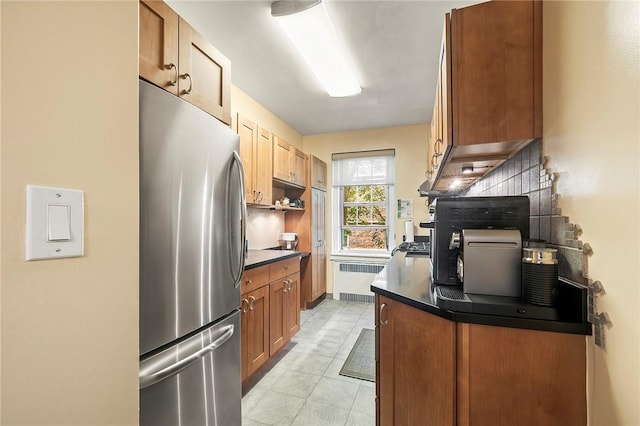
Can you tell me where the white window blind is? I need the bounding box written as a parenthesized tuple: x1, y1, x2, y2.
(332, 149, 395, 186)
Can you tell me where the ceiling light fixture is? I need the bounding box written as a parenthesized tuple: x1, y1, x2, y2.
(271, 0, 362, 98)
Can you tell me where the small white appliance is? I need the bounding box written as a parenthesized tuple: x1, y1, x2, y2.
(279, 232, 299, 250)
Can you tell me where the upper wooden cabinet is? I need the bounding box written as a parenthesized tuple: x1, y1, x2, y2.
(236, 114, 272, 205)
(139, 0, 231, 125)
(273, 137, 307, 188)
(431, 0, 542, 191)
(311, 156, 328, 191)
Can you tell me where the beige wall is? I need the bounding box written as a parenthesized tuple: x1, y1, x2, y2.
(303, 125, 429, 293)
(543, 2, 639, 425)
(231, 85, 303, 149)
(1, 2, 139, 425)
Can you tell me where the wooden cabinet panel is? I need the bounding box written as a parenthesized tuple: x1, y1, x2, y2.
(269, 256, 300, 282)
(139, 0, 179, 95)
(269, 279, 286, 356)
(236, 114, 272, 205)
(139, 1, 231, 124)
(241, 264, 269, 295)
(311, 156, 327, 191)
(291, 148, 307, 187)
(430, 1, 541, 191)
(273, 137, 307, 188)
(237, 115, 257, 203)
(273, 137, 292, 182)
(178, 18, 231, 124)
(241, 286, 270, 381)
(255, 128, 273, 204)
(377, 296, 456, 426)
(452, 1, 539, 146)
(285, 272, 301, 338)
(311, 189, 326, 301)
(457, 323, 586, 426)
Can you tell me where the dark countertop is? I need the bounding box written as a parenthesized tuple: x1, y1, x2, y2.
(244, 249, 309, 269)
(371, 252, 592, 335)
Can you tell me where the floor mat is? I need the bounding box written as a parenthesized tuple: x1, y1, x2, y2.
(339, 328, 375, 382)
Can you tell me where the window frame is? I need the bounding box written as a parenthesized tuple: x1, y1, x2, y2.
(332, 183, 396, 256)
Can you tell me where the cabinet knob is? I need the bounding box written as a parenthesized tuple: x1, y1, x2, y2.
(248, 295, 256, 310)
(166, 63, 177, 87)
(241, 298, 249, 314)
(246, 279, 252, 285)
(380, 303, 389, 326)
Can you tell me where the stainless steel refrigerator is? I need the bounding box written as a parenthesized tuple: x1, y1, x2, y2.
(138, 79, 245, 426)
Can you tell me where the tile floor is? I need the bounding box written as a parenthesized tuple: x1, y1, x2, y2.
(242, 298, 376, 426)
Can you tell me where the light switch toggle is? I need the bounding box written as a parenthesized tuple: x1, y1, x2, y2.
(47, 204, 71, 241)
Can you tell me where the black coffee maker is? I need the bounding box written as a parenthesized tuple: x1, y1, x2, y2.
(430, 196, 530, 286)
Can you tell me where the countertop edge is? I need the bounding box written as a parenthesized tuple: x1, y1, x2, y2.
(371, 284, 592, 336)
(244, 250, 310, 269)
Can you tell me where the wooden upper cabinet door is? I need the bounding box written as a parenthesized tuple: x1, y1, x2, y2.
(451, 0, 540, 145)
(273, 137, 292, 182)
(378, 296, 456, 426)
(178, 18, 231, 124)
(311, 156, 327, 191)
(139, 0, 179, 95)
(255, 128, 273, 205)
(291, 148, 307, 187)
(237, 114, 257, 203)
(440, 13, 452, 148)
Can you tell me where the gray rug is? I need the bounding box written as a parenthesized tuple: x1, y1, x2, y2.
(339, 328, 375, 382)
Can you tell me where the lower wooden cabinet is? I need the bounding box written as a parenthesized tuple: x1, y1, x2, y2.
(375, 295, 587, 426)
(377, 296, 456, 425)
(241, 257, 301, 382)
(241, 285, 269, 381)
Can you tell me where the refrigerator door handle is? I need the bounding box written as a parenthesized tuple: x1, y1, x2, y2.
(139, 324, 235, 389)
(229, 151, 247, 288)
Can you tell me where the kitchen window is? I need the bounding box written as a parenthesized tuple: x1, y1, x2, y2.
(332, 150, 395, 255)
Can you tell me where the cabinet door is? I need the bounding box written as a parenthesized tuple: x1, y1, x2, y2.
(311, 190, 326, 300)
(269, 279, 286, 356)
(272, 137, 292, 182)
(311, 156, 327, 191)
(242, 286, 270, 380)
(237, 114, 257, 203)
(255, 128, 273, 205)
(451, 1, 538, 145)
(178, 18, 231, 124)
(284, 272, 301, 340)
(139, 0, 179, 95)
(457, 323, 586, 426)
(377, 296, 455, 426)
(291, 148, 307, 187)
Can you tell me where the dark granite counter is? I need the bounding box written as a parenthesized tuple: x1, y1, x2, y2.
(244, 249, 309, 269)
(371, 252, 592, 335)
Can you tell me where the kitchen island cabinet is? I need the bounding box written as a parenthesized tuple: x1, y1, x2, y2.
(373, 254, 589, 426)
(139, 0, 230, 124)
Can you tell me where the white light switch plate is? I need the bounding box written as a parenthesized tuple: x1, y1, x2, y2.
(26, 185, 84, 260)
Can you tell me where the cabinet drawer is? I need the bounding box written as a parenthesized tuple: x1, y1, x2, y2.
(241, 265, 270, 294)
(270, 257, 300, 282)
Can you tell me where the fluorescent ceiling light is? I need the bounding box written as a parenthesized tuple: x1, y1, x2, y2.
(272, 0, 362, 98)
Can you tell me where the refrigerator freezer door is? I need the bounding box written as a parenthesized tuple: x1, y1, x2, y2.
(140, 310, 241, 426)
(140, 80, 244, 355)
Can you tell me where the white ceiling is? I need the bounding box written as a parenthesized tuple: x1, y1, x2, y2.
(168, 0, 478, 136)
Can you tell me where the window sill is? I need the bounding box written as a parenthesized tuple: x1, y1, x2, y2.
(330, 253, 391, 263)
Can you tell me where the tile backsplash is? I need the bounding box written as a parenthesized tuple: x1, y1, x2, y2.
(463, 139, 603, 346)
(246, 208, 284, 249)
